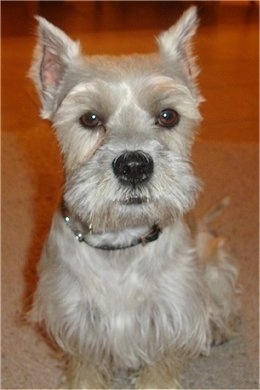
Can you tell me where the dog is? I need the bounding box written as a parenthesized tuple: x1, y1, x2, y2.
(29, 7, 240, 389)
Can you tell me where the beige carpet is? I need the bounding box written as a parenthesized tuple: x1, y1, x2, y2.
(2, 127, 259, 389)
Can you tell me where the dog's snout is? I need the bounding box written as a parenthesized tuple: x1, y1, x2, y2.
(112, 151, 154, 185)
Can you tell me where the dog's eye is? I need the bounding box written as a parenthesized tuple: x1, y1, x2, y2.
(157, 109, 179, 128)
(80, 113, 102, 129)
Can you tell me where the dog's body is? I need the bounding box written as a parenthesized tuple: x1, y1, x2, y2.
(30, 8, 239, 388)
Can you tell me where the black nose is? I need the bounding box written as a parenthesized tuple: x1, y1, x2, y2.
(112, 151, 154, 185)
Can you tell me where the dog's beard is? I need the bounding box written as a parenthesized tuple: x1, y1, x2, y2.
(64, 147, 201, 233)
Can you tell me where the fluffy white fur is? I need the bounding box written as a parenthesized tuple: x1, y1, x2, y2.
(29, 7, 239, 389)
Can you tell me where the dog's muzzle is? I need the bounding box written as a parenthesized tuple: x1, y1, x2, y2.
(112, 151, 154, 185)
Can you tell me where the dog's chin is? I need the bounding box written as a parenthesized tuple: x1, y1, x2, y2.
(111, 199, 156, 230)
(95, 199, 177, 233)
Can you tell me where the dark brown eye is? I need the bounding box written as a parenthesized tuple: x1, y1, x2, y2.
(157, 109, 179, 128)
(80, 112, 102, 129)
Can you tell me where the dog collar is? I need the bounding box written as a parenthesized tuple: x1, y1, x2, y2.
(61, 202, 161, 251)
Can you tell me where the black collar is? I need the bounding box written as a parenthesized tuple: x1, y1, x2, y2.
(61, 202, 161, 251)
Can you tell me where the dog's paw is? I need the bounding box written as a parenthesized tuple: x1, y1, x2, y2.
(210, 315, 240, 347)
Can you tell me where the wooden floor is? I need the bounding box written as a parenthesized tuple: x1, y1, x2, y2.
(2, 1, 259, 143)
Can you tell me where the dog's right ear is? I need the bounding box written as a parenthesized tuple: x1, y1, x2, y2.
(30, 17, 81, 119)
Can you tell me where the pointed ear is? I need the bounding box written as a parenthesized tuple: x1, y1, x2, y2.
(157, 6, 199, 83)
(29, 17, 81, 119)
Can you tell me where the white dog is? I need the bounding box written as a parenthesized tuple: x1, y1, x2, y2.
(29, 7, 239, 388)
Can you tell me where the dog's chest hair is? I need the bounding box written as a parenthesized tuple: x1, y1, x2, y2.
(36, 213, 209, 368)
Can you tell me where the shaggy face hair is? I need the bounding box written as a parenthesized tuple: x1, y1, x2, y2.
(29, 7, 239, 389)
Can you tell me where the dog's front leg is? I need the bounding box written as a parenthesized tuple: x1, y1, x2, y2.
(135, 353, 183, 389)
(63, 356, 110, 389)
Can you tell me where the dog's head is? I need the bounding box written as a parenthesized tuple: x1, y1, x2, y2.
(30, 7, 202, 232)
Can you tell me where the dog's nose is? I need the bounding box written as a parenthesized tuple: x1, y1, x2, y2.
(112, 151, 154, 185)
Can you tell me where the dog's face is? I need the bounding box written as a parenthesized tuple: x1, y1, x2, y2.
(31, 7, 202, 232)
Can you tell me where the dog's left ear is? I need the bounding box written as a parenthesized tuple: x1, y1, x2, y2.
(157, 6, 199, 83)
(30, 17, 82, 119)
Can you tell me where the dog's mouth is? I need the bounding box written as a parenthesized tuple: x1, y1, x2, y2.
(120, 195, 151, 205)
